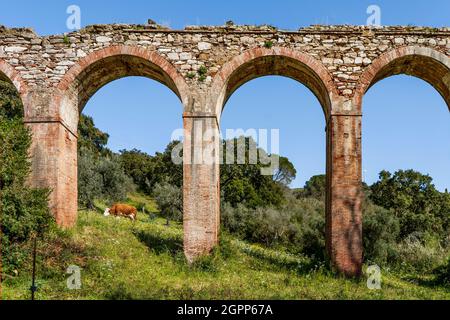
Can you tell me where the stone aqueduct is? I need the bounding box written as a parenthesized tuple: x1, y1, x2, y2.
(1, 23, 449, 276)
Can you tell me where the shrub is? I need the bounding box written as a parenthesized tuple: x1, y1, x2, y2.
(153, 182, 183, 224)
(78, 148, 135, 209)
(0, 113, 53, 273)
(363, 203, 400, 266)
(97, 154, 135, 203)
(221, 197, 326, 260)
(264, 40, 274, 49)
(78, 148, 103, 209)
(391, 233, 448, 273)
(434, 258, 450, 286)
(289, 198, 326, 259)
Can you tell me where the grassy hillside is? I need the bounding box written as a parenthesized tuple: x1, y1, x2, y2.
(3, 194, 449, 300)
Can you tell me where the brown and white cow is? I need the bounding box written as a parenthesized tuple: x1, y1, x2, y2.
(104, 204, 138, 221)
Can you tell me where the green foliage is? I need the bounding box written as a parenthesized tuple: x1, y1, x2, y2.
(363, 170, 450, 271)
(197, 65, 207, 76)
(120, 141, 183, 194)
(299, 175, 326, 201)
(264, 40, 274, 49)
(119, 149, 155, 193)
(3, 201, 450, 300)
(78, 114, 110, 156)
(153, 182, 183, 224)
(197, 65, 208, 82)
(63, 35, 70, 45)
(220, 136, 285, 208)
(434, 257, 450, 286)
(77, 114, 134, 208)
(370, 170, 448, 238)
(78, 148, 134, 209)
(363, 202, 400, 266)
(273, 156, 297, 186)
(0, 80, 24, 118)
(221, 196, 326, 260)
(0, 118, 31, 188)
(0, 81, 53, 273)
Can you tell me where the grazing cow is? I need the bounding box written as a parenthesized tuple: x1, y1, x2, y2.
(104, 204, 138, 221)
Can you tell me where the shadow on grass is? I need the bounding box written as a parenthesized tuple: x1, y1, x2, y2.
(400, 274, 450, 290)
(241, 245, 327, 276)
(134, 229, 183, 256)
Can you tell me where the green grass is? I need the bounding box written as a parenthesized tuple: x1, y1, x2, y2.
(3, 194, 450, 300)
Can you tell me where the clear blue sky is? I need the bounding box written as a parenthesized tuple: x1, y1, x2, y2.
(1, 1, 449, 190)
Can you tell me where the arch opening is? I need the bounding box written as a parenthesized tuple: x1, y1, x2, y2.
(213, 50, 331, 261)
(0, 59, 27, 107)
(211, 48, 335, 120)
(82, 75, 183, 156)
(357, 47, 450, 111)
(363, 74, 450, 190)
(54, 46, 189, 135)
(359, 48, 450, 270)
(41, 46, 190, 227)
(72, 54, 183, 112)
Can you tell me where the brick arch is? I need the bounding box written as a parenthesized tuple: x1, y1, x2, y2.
(52, 45, 191, 134)
(0, 59, 28, 100)
(355, 46, 450, 111)
(210, 47, 338, 120)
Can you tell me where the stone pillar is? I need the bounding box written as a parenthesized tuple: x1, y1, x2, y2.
(24, 90, 78, 228)
(183, 112, 220, 263)
(25, 121, 78, 228)
(326, 109, 363, 276)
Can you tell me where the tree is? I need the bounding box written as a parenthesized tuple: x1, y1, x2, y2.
(273, 156, 297, 186)
(120, 149, 155, 194)
(78, 114, 110, 156)
(301, 175, 326, 201)
(78, 147, 134, 209)
(153, 182, 183, 225)
(220, 136, 285, 208)
(78, 147, 103, 209)
(120, 141, 183, 194)
(370, 169, 447, 238)
(0, 80, 23, 119)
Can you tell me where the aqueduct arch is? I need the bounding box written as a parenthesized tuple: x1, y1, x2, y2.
(32, 46, 190, 227)
(1, 23, 448, 276)
(184, 47, 336, 265)
(355, 46, 450, 110)
(0, 60, 27, 98)
(209, 47, 336, 119)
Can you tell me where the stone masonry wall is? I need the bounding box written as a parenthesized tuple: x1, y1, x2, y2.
(0, 23, 449, 112)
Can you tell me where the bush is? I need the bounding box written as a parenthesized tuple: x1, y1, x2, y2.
(289, 198, 326, 259)
(78, 148, 103, 208)
(0, 115, 53, 273)
(153, 182, 183, 224)
(221, 197, 326, 260)
(78, 148, 135, 208)
(363, 203, 400, 266)
(362, 196, 449, 272)
(392, 234, 448, 273)
(97, 154, 135, 203)
(434, 258, 450, 286)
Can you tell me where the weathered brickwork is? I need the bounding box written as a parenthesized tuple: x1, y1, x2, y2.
(1, 23, 449, 276)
